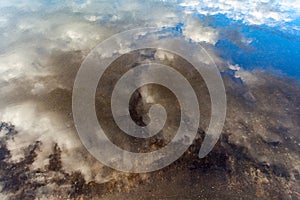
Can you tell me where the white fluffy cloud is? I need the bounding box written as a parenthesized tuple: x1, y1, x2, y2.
(183, 17, 219, 44)
(179, 0, 300, 27)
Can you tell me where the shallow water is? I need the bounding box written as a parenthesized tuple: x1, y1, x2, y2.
(0, 0, 299, 199)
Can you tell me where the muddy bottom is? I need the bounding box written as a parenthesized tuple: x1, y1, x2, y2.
(0, 49, 299, 200)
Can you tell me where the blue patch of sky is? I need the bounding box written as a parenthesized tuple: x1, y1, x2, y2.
(196, 14, 300, 80)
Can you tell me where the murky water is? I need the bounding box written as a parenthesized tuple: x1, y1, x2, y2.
(0, 0, 299, 199)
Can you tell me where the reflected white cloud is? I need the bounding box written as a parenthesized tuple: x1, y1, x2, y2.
(180, 0, 300, 27)
(183, 17, 219, 44)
